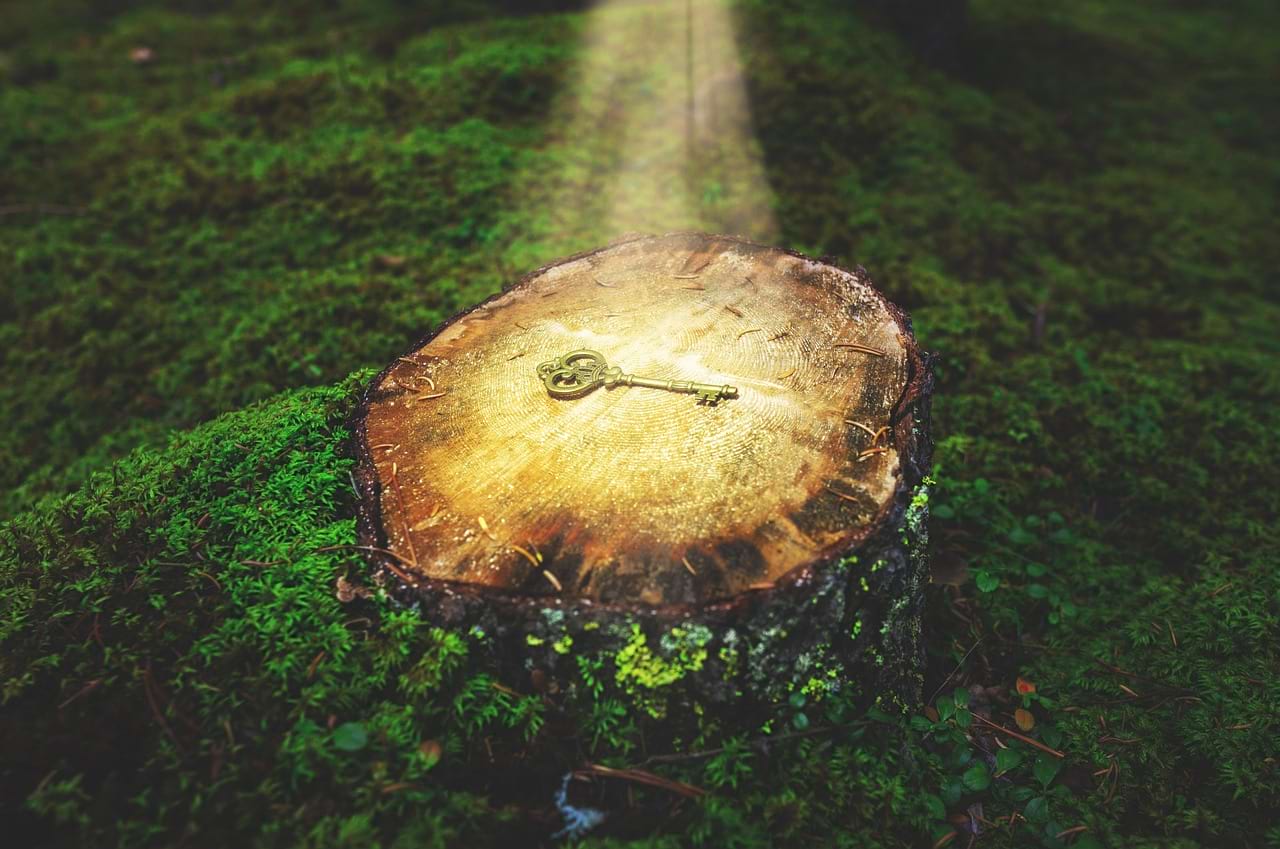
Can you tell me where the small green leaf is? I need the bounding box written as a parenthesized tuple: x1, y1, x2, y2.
(910, 715, 935, 732)
(1027, 583, 1050, 599)
(792, 711, 810, 730)
(924, 793, 946, 821)
(1025, 562, 1048, 577)
(938, 698, 956, 721)
(1033, 755, 1062, 787)
(865, 707, 895, 724)
(333, 722, 369, 752)
(1023, 796, 1049, 822)
(1040, 724, 1064, 749)
(931, 825, 957, 847)
(789, 690, 807, 709)
(955, 708, 972, 729)
(962, 762, 991, 792)
(995, 747, 1023, 774)
(1007, 526, 1035, 545)
(952, 688, 970, 709)
(1008, 785, 1035, 802)
(975, 570, 1000, 592)
(941, 776, 964, 806)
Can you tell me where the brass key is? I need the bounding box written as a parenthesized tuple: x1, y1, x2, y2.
(536, 349, 738, 405)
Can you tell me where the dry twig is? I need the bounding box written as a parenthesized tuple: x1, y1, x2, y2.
(971, 713, 1064, 758)
(573, 763, 706, 798)
(832, 342, 885, 356)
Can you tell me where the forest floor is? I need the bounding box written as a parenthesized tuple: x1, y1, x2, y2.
(2, 0, 1278, 846)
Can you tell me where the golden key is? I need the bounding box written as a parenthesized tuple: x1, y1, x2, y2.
(536, 350, 738, 405)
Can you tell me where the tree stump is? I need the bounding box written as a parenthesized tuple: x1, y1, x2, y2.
(353, 233, 933, 716)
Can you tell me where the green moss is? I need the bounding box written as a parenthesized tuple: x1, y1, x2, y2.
(717, 645, 741, 682)
(0, 375, 526, 845)
(2, 0, 1279, 844)
(613, 623, 712, 719)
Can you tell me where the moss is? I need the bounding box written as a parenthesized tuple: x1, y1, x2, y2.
(613, 624, 712, 719)
(0, 375, 524, 845)
(2, 0, 1279, 845)
(717, 645, 741, 682)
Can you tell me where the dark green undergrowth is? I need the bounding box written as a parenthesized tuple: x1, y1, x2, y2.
(0, 376, 940, 848)
(3, 0, 1279, 846)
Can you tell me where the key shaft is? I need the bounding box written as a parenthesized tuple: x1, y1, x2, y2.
(617, 373, 738, 401)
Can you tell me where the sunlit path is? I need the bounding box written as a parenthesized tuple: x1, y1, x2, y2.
(519, 0, 777, 248)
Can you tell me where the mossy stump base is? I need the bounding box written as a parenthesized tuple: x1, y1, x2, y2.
(353, 233, 933, 717)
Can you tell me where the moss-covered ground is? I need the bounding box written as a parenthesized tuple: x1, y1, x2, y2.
(2, 0, 1278, 846)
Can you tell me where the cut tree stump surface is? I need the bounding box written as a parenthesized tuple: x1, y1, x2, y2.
(355, 233, 929, 614)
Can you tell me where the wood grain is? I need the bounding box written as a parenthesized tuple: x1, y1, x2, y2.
(358, 233, 915, 608)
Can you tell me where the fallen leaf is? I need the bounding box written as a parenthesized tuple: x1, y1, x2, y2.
(335, 575, 373, 603)
(1014, 708, 1036, 731)
(129, 46, 154, 64)
(530, 668, 548, 692)
(381, 782, 414, 794)
(418, 739, 443, 766)
(924, 705, 940, 723)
